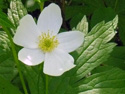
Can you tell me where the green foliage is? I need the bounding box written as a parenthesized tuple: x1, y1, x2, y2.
(105, 46, 125, 70)
(26, 0, 40, 12)
(0, 75, 22, 94)
(21, 65, 45, 94)
(0, 32, 10, 51)
(119, 15, 125, 45)
(0, 11, 15, 29)
(73, 15, 88, 36)
(48, 16, 118, 94)
(72, 20, 117, 82)
(69, 67, 125, 94)
(90, 7, 116, 28)
(1, 0, 125, 94)
(8, 0, 27, 28)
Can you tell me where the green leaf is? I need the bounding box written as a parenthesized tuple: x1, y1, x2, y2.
(90, 7, 116, 28)
(68, 67, 125, 94)
(0, 31, 16, 81)
(0, 31, 10, 51)
(0, 11, 15, 29)
(8, 0, 27, 28)
(49, 16, 118, 94)
(71, 16, 117, 83)
(0, 48, 17, 81)
(73, 15, 88, 36)
(0, 75, 22, 94)
(21, 65, 45, 94)
(70, 13, 84, 29)
(104, 46, 125, 70)
(104, 0, 125, 13)
(82, 0, 105, 9)
(119, 14, 125, 45)
(65, 6, 85, 20)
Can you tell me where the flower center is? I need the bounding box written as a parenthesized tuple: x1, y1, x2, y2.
(38, 32, 59, 52)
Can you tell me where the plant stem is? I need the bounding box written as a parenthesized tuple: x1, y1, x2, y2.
(45, 75, 49, 94)
(2, 26, 28, 94)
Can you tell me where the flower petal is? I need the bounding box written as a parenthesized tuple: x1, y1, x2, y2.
(18, 48, 44, 66)
(37, 3, 62, 35)
(57, 31, 84, 53)
(43, 48, 75, 76)
(13, 14, 40, 48)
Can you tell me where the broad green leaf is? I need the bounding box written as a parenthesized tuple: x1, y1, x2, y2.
(70, 13, 83, 29)
(0, 75, 22, 94)
(8, 0, 27, 28)
(21, 65, 45, 94)
(0, 48, 17, 81)
(82, 0, 105, 8)
(90, 7, 116, 28)
(119, 15, 125, 45)
(104, 47, 125, 70)
(66, 67, 125, 94)
(65, 6, 87, 20)
(0, 31, 16, 81)
(104, 0, 125, 13)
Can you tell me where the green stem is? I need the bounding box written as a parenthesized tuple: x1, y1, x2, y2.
(2, 26, 28, 94)
(45, 75, 49, 94)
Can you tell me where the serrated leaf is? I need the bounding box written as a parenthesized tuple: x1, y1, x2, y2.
(70, 67, 125, 94)
(0, 31, 10, 51)
(48, 16, 118, 94)
(8, 0, 27, 28)
(71, 18, 117, 82)
(0, 75, 22, 94)
(75, 15, 88, 36)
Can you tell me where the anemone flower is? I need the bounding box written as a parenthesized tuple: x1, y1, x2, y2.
(13, 3, 84, 76)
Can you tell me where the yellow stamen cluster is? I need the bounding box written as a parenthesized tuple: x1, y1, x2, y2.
(38, 32, 59, 52)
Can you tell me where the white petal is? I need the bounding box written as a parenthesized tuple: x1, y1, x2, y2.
(13, 14, 40, 48)
(57, 31, 84, 53)
(37, 3, 62, 35)
(18, 48, 44, 66)
(43, 48, 75, 76)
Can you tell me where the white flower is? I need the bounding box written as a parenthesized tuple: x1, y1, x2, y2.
(13, 3, 84, 76)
